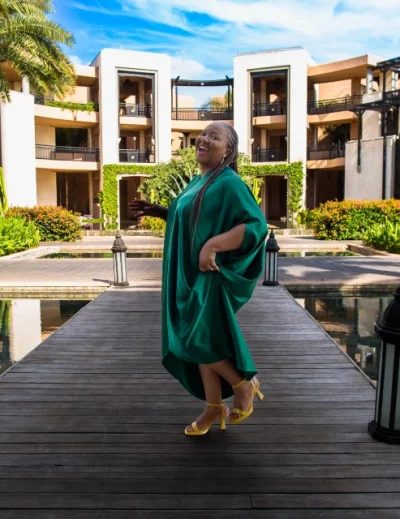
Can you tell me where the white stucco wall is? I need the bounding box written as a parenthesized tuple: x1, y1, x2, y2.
(362, 92, 382, 140)
(345, 136, 396, 200)
(36, 169, 57, 205)
(1, 91, 36, 206)
(234, 48, 314, 208)
(234, 48, 314, 159)
(95, 49, 171, 176)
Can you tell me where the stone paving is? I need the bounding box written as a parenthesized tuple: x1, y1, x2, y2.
(0, 255, 399, 292)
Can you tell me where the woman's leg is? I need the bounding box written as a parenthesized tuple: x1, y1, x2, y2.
(209, 360, 258, 419)
(185, 365, 228, 433)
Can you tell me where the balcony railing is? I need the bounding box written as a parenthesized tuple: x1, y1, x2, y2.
(308, 95, 363, 115)
(119, 104, 152, 117)
(253, 102, 287, 117)
(307, 143, 345, 161)
(384, 89, 400, 103)
(252, 148, 287, 162)
(119, 149, 154, 163)
(171, 108, 233, 121)
(36, 145, 100, 162)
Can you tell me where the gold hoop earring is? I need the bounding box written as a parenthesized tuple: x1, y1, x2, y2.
(220, 156, 226, 165)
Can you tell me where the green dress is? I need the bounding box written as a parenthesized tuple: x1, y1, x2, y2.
(161, 167, 268, 401)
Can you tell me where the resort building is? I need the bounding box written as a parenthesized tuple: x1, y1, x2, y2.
(0, 47, 399, 228)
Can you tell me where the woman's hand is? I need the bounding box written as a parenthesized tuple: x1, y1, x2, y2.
(199, 242, 220, 273)
(129, 200, 168, 220)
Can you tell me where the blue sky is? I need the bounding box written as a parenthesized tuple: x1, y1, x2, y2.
(53, 0, 400, 105)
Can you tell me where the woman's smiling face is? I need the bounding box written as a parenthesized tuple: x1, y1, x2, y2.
(195, 122, 232, 168)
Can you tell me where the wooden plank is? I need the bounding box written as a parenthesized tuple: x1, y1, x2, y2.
(0, 284, 384, 515)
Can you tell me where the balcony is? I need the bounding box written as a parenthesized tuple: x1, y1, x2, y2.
(253, 102, 287, 117)
(172, 108, 233, 121)
(119, 149, 154, 163)
(33, 95, 99, 127)
(36, 145, 99, 161)
(308, 95, 363, 115)
(384, 89, 400, 104)
(36, 145, 100, 171)
(252, 148, 287, 163)
(119, 103, 152, 118)
(307, 143, 345, 170)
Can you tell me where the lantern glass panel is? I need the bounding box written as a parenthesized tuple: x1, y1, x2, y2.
(375, 346, 384, 422)
(381, 343, 395, 429)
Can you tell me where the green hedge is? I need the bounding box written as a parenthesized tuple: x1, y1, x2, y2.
(138, 216, 167, 236)
(311, 200, 400, 240)
(0, 217, 40, 256)
(364, 222, 400, 253)
(6, 206, 82, 242)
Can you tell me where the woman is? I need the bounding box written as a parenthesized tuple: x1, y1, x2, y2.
(130, 122, 268, 436)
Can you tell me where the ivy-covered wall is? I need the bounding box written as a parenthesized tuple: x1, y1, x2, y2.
(99, 161, 304, 226)
(240, 162, 304, 214)
(100, 164, 155, 225)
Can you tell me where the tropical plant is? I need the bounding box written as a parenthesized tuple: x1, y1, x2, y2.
(364, 222, 400, 253)
(201, 90, 230, 110)
(0, 0, 76, 102)
(311, 199, 400, 240)
(0, 167, 7, 216)
(0, 216, 40, 256)
(6, 205, 81, 241)
(138, 147, 199, 206)
(139, 215, 167, 235)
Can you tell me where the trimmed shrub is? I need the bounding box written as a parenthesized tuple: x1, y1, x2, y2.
(6, 206, 82, 242)
(311, 200, 400, 240)
(0, 217, 40, 256)
(364, 222, 400, 253)
(139, 216, 166, 236)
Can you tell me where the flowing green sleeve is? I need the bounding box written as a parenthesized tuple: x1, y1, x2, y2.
(216, 174, 268, 311)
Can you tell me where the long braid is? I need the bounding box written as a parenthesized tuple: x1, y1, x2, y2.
(190, 124, 239, 239)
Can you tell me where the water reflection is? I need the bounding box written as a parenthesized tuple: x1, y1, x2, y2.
(0, 299, 91, 375)
(295, 293, 392, 381)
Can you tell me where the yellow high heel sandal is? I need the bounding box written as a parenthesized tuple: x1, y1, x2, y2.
(184, 403, 227, 436)
(228, 378, 264, 425)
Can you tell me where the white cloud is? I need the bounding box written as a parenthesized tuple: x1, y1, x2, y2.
(171, 56, 214, 79)
(71, 0, 400, 77)
(69, 55, 84, 65)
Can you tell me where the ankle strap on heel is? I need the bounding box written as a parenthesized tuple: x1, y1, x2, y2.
(232, 379, 247, 389)
(206, 402, 226, 430)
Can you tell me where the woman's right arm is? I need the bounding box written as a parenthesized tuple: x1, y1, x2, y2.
(129, 200, 168, 221)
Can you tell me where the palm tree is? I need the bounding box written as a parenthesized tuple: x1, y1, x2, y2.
(0, 0, 76, 102)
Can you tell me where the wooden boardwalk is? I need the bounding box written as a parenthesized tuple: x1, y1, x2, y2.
(0, 285, 400, 518)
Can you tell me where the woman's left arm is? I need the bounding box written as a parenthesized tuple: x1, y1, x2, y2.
(199, 224, 246, 272)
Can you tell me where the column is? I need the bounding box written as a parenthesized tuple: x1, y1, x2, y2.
(88, 172, 93, 216)
(261, 79, 267, 104)
(9, 300, 42, 363)
(88, 128, 93, 148)
(261, 129, 267, 149)
(1, 91, 36, 206)
(139, 81, 145, 105)
(140, 131, 145, 151)
(22, 77, 30, 95)
(366, 67, 374, 94)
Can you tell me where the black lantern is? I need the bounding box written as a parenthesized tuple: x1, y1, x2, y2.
(263, 230, 280, 286)
(111, 230, 129, 287)
(369, 287, 400, 443)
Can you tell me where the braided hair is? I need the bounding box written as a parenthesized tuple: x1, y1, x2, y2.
(190, 123, 239, 237)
